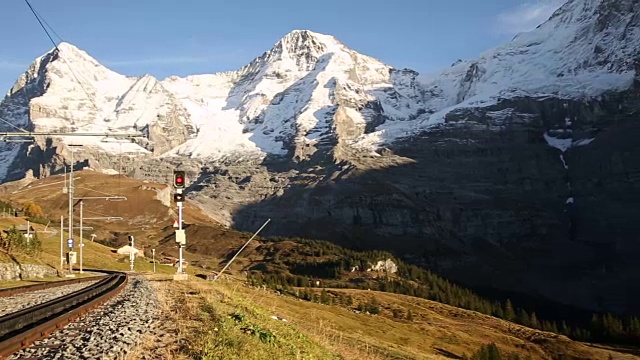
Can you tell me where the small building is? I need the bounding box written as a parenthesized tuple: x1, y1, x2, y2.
(116, 245, 144, 258)
(3, 224, 35, 239)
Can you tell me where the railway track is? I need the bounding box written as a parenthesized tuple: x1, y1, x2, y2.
(0, 270, 128, 359)
(0, 274, 105, 298)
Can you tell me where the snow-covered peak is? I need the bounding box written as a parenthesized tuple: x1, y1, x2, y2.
(43, 42, 126, 86)
(509, 0, 640, 73)
(1, 7, 637, 170)
(267, 30, 344, 70)
(416, 0, 640, 126)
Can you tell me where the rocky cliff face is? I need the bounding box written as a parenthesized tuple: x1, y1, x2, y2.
(0, 0, 639, 315)
(226, 84, 640, 315)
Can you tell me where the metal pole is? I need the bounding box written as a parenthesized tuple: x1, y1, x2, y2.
(178, 202, 183, 274)
(79, 200, 83, 274)
(60, 215, 64, 270)
(129, 236, 135, 272)
(68, 150, 74, 253)
(214, 219, 271, 281)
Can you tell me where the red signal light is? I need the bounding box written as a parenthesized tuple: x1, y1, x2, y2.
(173, 170, 186, 188)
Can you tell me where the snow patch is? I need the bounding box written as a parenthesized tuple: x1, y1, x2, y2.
(544, 132, 573, 152)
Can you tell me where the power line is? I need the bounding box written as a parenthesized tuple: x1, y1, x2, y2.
(31, 6, 64, 43)
(22, 0, 100, 115)
(22, 0, 59, 52)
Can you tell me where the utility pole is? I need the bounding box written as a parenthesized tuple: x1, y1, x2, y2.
(67, 146, 78, 261)
(79, 200, 83, 273)
(60, 215, 64, 271)
(74, 196, 125, 272)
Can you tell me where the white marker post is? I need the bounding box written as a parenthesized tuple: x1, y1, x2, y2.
(152, 248, 156, 273)
(129, 235, 135, 271)
(60, 216, 64, 271)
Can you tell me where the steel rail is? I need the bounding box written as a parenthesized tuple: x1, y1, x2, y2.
(0, 271, 127, 359)
(0, 275, 106, 298)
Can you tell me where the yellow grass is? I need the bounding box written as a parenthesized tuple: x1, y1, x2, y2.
(125, 276, 638, 360)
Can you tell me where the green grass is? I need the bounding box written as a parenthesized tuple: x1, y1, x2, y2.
(168, 279, 340, 360)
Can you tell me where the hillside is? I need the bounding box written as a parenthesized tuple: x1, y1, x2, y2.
(136, 275, 639, 360)
(0, 174, 639, 359)
(2, 219, 635, 359)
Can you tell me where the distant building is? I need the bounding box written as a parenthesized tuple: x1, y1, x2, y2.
(116, 245, 144, 258)
(3, 225, 35, 239)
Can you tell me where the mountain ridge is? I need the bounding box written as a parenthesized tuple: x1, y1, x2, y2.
(1, 0, 638, 172)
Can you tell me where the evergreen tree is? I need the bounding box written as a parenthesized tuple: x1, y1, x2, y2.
(493, 304, 504, 319)
(628, 317, 640, 340)
(345, 294, 354, 307)
(392, 308, 403, 319)
(470, 343, 502, 360)
(517, 308, 530, 327)
(406, 309, 414, 321)
(530, 312, 540, 329)
(320, 289, 330, 304)
(503, 299, 515, 322)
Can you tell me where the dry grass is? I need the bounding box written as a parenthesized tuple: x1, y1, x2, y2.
(129, 275, 338, 360)
(185, 279, 637, 360)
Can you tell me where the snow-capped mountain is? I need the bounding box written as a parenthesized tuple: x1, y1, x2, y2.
(415, 0, 639, 117)
(1, 0, 638, 180)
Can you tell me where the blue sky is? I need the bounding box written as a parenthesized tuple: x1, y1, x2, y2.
(0, 0, 565, 92)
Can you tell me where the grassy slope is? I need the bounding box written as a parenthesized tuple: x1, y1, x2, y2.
(136, 275, 636, 360)
(0, 173, 637, 358)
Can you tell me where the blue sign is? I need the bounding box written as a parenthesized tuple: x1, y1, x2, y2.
(67, 238, 74, 248)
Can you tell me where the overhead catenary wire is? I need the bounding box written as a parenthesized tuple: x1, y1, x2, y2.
(22, 0, 59, 51)
(22, 0, 101, 116)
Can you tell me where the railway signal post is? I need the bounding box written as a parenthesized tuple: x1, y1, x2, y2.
(173, 170, 188, 281)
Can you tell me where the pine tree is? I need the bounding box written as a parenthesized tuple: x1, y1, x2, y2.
(628, 316, 640, 340)
(530, 312, 540, 329)
(504, 299, 515, 322)
(406, 309, 414, 321)
(345, 294, 354, 307)
(493, 304, 504, 319)
(392, 308, 403, 319)
(320, 289, 330, 304)
(517, 308, 530, 327)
